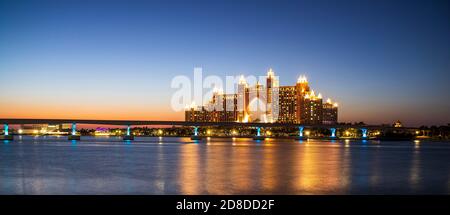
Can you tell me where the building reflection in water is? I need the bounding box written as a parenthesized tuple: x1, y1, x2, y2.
(261, 141, 278, 192)
(230, 142, 253, 193)
(409, 148, 421, 190)
(294, 143, 349, 194)
(369, 149, 381, 188)
(204, 142, 229, 194)
(178, 144, 201, 194)
(154, 143, 166, 193)
(177, 139, 357, 194)
(3, 137, 450, 194)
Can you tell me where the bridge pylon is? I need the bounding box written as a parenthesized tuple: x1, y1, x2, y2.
(191, 126, 202, 140)
(123, 125, 134, 140)
(68, 122, 80, 140)
(361, 128, 368, 139)
(253, 127, 265, 140)
(330, 128, 338, 139)
(295, 126, 307, 140)
(0, 124, 13, 140)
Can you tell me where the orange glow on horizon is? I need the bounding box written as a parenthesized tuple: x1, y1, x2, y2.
(0, 102, 184, 121)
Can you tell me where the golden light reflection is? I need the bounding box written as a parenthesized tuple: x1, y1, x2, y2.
(297, 146, 317, 192)
(409, 149, 420, 189)
(261, 145, 277, 191)
(295, 144, 348, 194)
(204, 143, 229, 194)
(230, 144, 252, 192)
(345, 139, 350, 148)
(414, 140, 420, 149)
(179, 144, 201, 194)
(179, 139, 357, 194)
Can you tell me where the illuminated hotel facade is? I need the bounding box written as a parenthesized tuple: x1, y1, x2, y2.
(185, 69, 338, 125)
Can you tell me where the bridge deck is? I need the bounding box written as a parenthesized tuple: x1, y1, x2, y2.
(0, 118, 415, 129)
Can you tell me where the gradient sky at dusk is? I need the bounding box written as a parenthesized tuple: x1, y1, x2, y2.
(0, 0, 449, 126)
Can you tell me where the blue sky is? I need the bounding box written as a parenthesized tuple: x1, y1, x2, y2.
(0, 0, 449, 126)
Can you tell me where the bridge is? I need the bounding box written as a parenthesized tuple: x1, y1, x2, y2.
(0, 118, 416, 141)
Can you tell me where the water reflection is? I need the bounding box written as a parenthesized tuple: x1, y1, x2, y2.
(230, 143, 252, 193)
(204, 142, 229, 194)
(261, 142, 277, 191)
(179, 144, 201, 194)
(409, 149, 421, 190)
(295, 145, 348, 194)
(0, 137, 449, 194)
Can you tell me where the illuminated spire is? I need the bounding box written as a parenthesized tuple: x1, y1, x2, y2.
(327, 98, 332, 104)
(297, 75, 308, 83)
(267, 68, 275, 78)
(305, 94, 310, 99)
(310, 90, 315, 97)
(317, 93, 322, 99)
(333, 102, 338, 107)
(239, 75, 246, 84)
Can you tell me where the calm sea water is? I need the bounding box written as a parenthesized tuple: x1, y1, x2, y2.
(0, 136, 449, 194)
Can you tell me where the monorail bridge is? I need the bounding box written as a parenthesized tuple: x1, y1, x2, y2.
(0, 118, 416, 141)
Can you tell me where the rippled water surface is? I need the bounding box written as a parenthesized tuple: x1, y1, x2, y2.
(0, 136, 449, 194)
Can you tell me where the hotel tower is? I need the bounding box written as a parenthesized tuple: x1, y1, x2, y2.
(185, 69, 338, 125)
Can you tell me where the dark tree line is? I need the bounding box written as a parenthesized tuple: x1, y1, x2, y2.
(418, 124, 450, 139)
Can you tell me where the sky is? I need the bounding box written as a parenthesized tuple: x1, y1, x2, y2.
(0, 0, 449, 126)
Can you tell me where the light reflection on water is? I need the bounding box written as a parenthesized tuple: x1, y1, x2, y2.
(0, 136, 449, 194)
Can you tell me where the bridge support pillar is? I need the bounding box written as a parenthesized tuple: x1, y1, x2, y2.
(191, 126, 202, 140)
(0, 124, 13, 140)
(68, 122, 80, 140)
(330, 128, 337, 139)
(361, 128, 368, 139)
(253, 127, 265, 140)
(123, 125, 134, 140)
(295, 126, 306, 140)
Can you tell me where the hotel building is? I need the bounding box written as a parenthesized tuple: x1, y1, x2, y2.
(185, 69, 338, 124)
